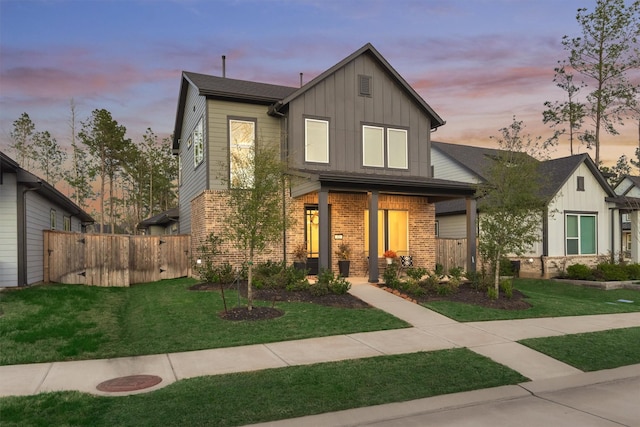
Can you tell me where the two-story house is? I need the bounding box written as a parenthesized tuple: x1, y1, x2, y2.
(173, 43, 476, 282)
(432, 141, 628, 277)
(612, 175, 640, 260)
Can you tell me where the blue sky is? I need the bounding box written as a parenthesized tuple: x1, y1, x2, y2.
(0, 0, 636, 166)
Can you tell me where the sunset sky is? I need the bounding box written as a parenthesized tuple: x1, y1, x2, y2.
(1, 0, 637, 169)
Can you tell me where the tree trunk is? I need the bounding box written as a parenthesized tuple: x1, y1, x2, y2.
(247, 248, 254, 311)
(493, 251, 501, 297)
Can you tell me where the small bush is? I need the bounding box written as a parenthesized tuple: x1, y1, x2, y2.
(625, 263, 640, 280)
(487, 286, 498, 300)
(314, 269, 351, 295)
(595, 262, 629, 281)
(499, 258, 514, 276)
(400, 279, 424, 297)
(434, 263, 444, 276)
(406, 267, 427, 281)
(566, 263, 593, 280)
(499, 279, 513, 299)
(437, 277, 460, 296)
(448, 266, 464, 280)
(419, 274, 439, 293)
(329, 276, 351, 295)
(466, 270, 490, 291)
(310, 281, 329, 296)
(383, 263, 400, 288)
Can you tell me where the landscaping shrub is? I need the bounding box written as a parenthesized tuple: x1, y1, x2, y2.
(383, 263, 400, 288)
(419, 274, 439, 293)
(625, 263, 640, 280)
(313, 269, 351, 295)
(499, 257, 514, 276)
(329, 276, 351, 295)
(466, 270, 490, 291)
(253, 261, 309, 290)
(406, 267, 428, 281)
(566, 263, 593, 280)
(434, 263, 445, 276)
(487, 286, 498, 300)
(499, 278, 513, 299)
(400, 279, 425, 297)
(595, 262, 629, 281)
(448, 266, 464, 280)
(437, 277, 460, 296)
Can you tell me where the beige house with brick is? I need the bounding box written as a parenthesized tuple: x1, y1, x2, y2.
(173, 43, 475, 282)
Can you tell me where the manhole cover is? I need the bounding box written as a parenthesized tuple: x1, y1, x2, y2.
(96, 375, 162, 392)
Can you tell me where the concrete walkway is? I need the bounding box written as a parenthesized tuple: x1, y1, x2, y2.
(2, 278, 640, 407)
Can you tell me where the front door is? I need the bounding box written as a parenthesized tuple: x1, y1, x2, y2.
(305, 206, 320, 275)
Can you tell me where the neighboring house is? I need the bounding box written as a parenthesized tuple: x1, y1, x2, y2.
(432, 141, 627, 277)
(0, 151, 94, 287)
(137, 207, 179, 235)
(613, 175, 640, 259)
(173, 43, 476, 281)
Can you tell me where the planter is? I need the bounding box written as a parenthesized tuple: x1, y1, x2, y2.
(293, 261, 307, 272)
(338, 260, 350, 277)
(385, 257, 394, 265)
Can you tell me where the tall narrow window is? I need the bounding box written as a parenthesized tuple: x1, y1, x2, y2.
(50, 209, 56, 230)
(566, 214, 596, 255)
(63, 216, 71, 231)
(577, 176, 585, 191)
(363, 125, 384, 167)
(229, 119, 256, 188)
(305, 118, 329, 163)
(193, 117, 204, 167)
(387, 128, 408, 169)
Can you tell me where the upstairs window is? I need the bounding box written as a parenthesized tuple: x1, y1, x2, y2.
(577, 176, 585, 191)
(305, 118, 329, 163)
(230, 119, 256, 188)
(50, 209, 56, 230)
(193, 117, 204, 168)
(362, 125, 408, 169)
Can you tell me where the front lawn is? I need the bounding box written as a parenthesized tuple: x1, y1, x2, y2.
(422, 279, 640, 322)
(0, 278, 408, 365)
(0, 349, 527, 427)
(520, 327, 640, 371)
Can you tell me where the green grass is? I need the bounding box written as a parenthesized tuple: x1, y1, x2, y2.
(520, 327, 640, 371)
(423, 279, 640, 322)
(0, 279, 408, 365)
(0, 349, 527, 427)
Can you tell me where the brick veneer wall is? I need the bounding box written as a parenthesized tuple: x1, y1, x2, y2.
(191, 189, 436, 277)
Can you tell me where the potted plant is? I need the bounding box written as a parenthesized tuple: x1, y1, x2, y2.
(383, 249, 397, 264)
(292, 242, 308, 271)
(335, 242, 351, 277)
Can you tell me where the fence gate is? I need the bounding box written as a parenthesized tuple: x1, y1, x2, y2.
(435, 238, 467, 272)
(44, 231, 190, 287)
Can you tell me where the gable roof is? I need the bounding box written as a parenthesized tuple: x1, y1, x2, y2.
(431, 141, 508, 182)
(614, 175, 640, 196)
(137, 207, 179, 229)
(537, 153, 614, 199)
(271, 43, 445, 129)
(0, 151, 94, 223)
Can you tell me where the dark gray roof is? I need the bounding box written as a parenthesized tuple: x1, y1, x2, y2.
(431, 141, 510, 182)
(183, 71, 297, 103)
(538, 153, 614, 198)
(0, 151, 94, 223)
(137, 207, 179, 228)
(615, 175, 640, 196)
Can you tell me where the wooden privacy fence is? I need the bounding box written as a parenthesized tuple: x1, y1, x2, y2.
(436, 238, 467, 272)
(44, 231, 191, 287)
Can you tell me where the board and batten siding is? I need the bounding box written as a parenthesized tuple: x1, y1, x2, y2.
(178, 82, 207, 234)
(206, 99, 282, 190)
(0, 173, 18, 287)
(431, 148, 479, 183)
(287, 53, 432, 177)
(545, 162, 615, 257)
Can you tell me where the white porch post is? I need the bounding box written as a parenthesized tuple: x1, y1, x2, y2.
(630, 210, 640, 263)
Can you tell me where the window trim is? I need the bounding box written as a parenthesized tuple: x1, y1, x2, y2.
(565, 212, 597, 255)
(362, 125, 384, 167)
(63, 215, 71, 231)
(304, 118, 329, 164)
(361, 124, 409, 169)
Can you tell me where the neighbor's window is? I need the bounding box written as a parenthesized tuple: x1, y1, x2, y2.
(305, 118, 329, 163)
(229, 119, 256, 188)
(364, 210, 409, 256)
(193, 117, 204, 167)
(50, 209, 56, 230)
(566, 214, 596, 255)
(361, 125, 408, 169)
(577, 176, 585, 191)
(435, 220, 439, 237)
(63, 216, 71, 231)
(363, 125, 384, 167)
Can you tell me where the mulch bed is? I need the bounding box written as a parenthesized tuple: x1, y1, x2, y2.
(189, 279, 530, 321)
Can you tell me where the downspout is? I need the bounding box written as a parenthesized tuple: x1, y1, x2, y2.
(19, 185, 42, 286)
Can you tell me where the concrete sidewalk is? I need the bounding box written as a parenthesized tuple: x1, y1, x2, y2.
(1, 278, 640, 401)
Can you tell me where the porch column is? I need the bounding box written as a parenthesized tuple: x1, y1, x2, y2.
(368, 191, 379, 283)
(318, 189, 330, 272)
(466, 197, 477, 273)
(631, 210, 640, 263)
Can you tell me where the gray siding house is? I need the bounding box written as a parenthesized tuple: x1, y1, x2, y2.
(0, 152, 94, 287)
(173, 43, 476, 281)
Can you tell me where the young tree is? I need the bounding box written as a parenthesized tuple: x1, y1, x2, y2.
(477, 118, 548, 297)
(562, 0, 640, 165)
(543, 64, 587, 155)
(78, 109, 129, 233)
(9, 112, 35, 170)
(222, 142, 293, 310)
(65, 100, 94, 207)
